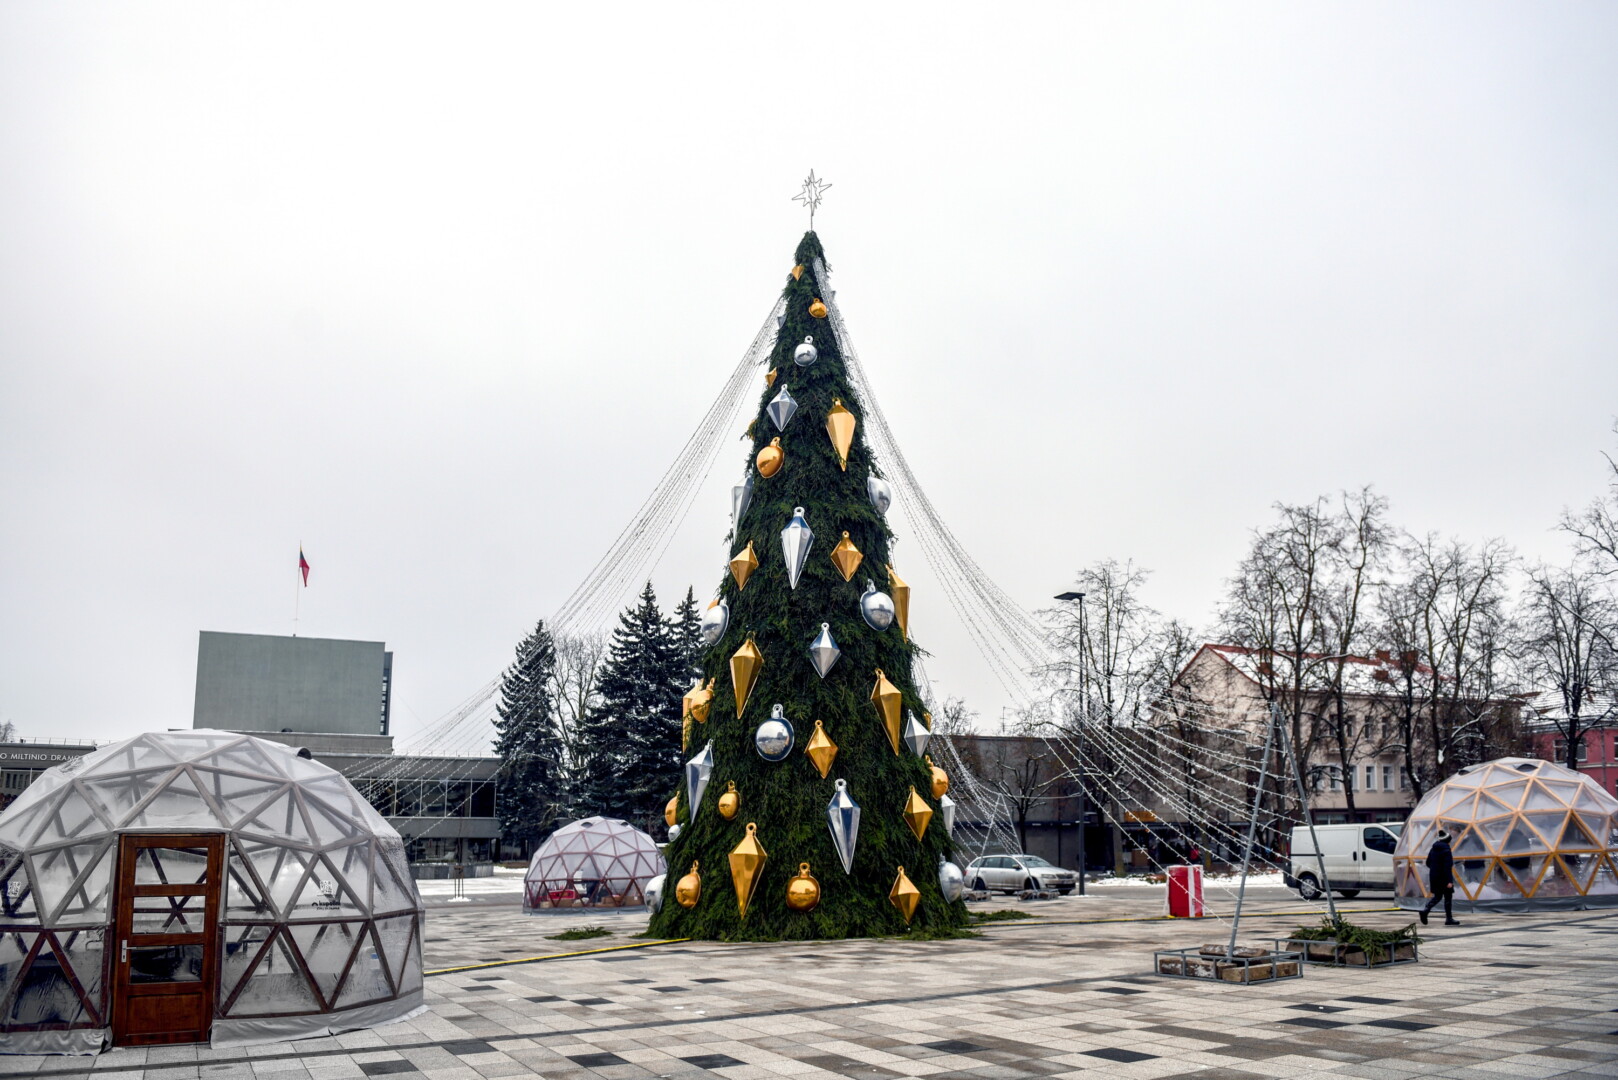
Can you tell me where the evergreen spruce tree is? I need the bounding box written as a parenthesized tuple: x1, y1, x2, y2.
(649, 232, 969, 940)
(573, 583, 686, 833)
(493, 620, 566, 857)
(672, 587, 704, 679)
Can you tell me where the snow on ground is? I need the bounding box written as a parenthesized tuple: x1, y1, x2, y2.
(1084, 871, 1287, 889)
(414, 864, 528, 898)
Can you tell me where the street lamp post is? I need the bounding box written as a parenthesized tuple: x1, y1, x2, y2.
(1055, 590, 1089, 892)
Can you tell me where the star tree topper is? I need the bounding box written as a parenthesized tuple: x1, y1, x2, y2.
(793, 169, 832, 230)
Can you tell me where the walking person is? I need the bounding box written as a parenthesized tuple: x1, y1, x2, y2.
(1419, 829, 1460, 926)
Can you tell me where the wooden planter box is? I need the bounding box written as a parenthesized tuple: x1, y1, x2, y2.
(1154, 945, 1303, 984)
(1273, 937, 1418, 967)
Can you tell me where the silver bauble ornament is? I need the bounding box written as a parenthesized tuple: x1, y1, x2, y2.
(732, 472, 754, 531)
(700, 599, 729, 647)
(793, 335, 818, 367)
(867, 476, 893, 516)
(755, 704, 795, 762)
(809, 622, 841, 679)
(781, 507, 814, 590)
(826, 778, 861, 875)
(666, 824, 682, 842)
(685, 740, 715, 819)
(766, 385, 798, 432)
(938, 858, 964, 903)
(860, 580, 896, 631)
(902, 711, 931, 757)
(940, 793, 957, 837)
(645, 872, 667, 913)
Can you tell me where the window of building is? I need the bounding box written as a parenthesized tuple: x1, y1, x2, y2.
(1365, 764, 1376, 792)
(1327, 765, 1341, 792)
(1399, 766, 1409, 791)
(1552, 736, 1590, 764)
(1383, 765, 1393, 791)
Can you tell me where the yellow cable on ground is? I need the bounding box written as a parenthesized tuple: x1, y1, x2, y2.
(427, 937, 691, 976)
(975, 906, 1401, 928)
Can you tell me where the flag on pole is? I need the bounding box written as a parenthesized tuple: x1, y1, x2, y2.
(298, 547, 311, 586)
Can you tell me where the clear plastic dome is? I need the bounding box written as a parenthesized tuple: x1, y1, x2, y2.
(1395, 756, 1618, 912)
(523, 817, 666, 911)
(0, 731, 425, 1053)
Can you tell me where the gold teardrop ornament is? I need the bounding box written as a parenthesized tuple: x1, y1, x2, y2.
(805, 720, 838, 779)
(791, 264, 805, 281)
(730, 636, 763, 717)
(730, 542, 759, 591)
(809, 297, 828, 319)
(786, 862, 821, 912)
(729, 822, 768, 918)
(676, 861, 702, 908)
(926, 755, 950, 799)
(665, 795, 680, 827)
(903, 786, 933, 841)
(825, 399, 855, 471)
(756, 437, 784, 479)
(765, 367, 779, 389)
(718, 780, 739, 820)
(886, 564, 910, 640)
(871, 669, 903, 754)
(890, 865, 920, 925)
(830, 531, 863, 582)
(682, 678, 715, 725)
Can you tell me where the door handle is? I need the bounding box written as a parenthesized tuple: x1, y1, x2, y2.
(120, 939, 128, 964)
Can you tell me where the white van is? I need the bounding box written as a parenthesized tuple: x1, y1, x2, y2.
(1284, 823, 1403, 899)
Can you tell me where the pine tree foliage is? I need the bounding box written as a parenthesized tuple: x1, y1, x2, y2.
(672, 587, 704, 682)
(573, 583, 687, 833)
(493, 619, 566, 856)
(649, 233, 969, 940)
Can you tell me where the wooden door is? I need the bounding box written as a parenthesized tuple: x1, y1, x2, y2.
(110, 834, 224, 1046)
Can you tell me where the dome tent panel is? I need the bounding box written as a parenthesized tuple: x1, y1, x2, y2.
(522, 816, 667, 911)
(0, 731, 426, 1054)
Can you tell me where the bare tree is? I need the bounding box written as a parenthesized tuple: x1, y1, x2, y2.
(546, 630, 607, 813)
(1561, 422, 1618, 587)
(929, 696, 977, 736)
(954, 727, 1073, 856)
(1518, 563, 1618, 770)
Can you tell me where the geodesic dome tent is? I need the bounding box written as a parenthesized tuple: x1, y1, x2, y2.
(0, 731, 425, 1054)
(1395, 756, 1618, 913)
(523, 817, 665, 911)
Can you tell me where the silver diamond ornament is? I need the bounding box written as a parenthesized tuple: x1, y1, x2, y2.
(645, 872, 667, 913)
(793, 335, 818, 367)
(859, 580, 896, 631)
(902, 711, 931, 757)
(732, 472, 754, 531)
(700, 598, 729, 647)
(809, 622, 841, 679)
(938, 858, 964, 903)
(755, 704, 795, 762)
(685, 741, 714, 819)
(766, 385, 798, 432)
(827, 778, 861, 875)
(781, 507, 814, 589)
(940, 793, 956, 837)
(867, 475, 893, 516)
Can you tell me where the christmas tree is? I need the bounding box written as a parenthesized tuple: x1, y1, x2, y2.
(648, 232, 968, 940)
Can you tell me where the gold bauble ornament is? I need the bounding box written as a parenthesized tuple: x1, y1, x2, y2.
(682, 678, 715, 725)
(809, 298, 828, 319)
(871, 669, 903, 754)
(730, 636, 764, 717)
(665, 795, 680, 828)
(718, 780, 740, 820)
(676, 861, 702, 908)
(730, 542, 759, 591)
(889, 865, 920, 925)
(791, 264, 805, 281)
(805, 719, 838, 779)
(903, 786, 933, 841)
(765, 367, 779, 389)
(786, 862, 821, 912)
(756, 437, 785, 479)
(887, 564, 910, 640)
(926, 755, 950, 799)
(825, 399, 856, 472)
(829, 531, 863, 582)
(729, 822, 768, 919)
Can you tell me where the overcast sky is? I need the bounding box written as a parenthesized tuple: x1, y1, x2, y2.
(3, 4, 1615, 746)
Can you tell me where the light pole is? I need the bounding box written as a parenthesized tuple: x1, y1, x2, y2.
(1055, 591, 1089, 891)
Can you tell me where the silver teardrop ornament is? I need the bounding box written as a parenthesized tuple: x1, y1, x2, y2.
(793, 335, 818, 367)
(827, 778, 861, 875)
(860, 580, 896, 631)
(902, 711, 930, 757)
(781, 507, 814, 589)
(755, 704, 795, 762)
(685, 741, 714, 819)
(732, 472, 754, 530)
(867, 475, 893, 516)
(940, 793, 956, 837)
(700, 598, 729, 647)
(767, 385, 798, 432)
(809, 622, 841, 679)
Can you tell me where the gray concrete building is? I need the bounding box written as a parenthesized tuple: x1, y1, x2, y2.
(193, 630, 393, 736)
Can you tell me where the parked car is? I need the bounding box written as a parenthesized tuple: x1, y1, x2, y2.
(1284, 823, 1403, 899)
(963, 854, 1077, 894)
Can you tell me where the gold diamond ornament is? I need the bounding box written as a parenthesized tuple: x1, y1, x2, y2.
(731, 636, 764, 717)
(805, 720, 838, 779)
(830, 531, 863, 582)
(729, 822, 768, 919)
(903, 786, 933, 841)
(730, 542, 760, 591)
(871, 669, 903, 754)
(887, 564, 910, 640)
(825, 399, 855, 471)
(890, 865, 920, 925)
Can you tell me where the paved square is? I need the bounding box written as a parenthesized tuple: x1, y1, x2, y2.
(6, 886, 1617, 1079)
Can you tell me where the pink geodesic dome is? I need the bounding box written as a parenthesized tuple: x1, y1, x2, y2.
(522, 817, 665, 911)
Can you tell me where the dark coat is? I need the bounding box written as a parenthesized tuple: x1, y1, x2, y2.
(1427, 837, 1455, 891)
